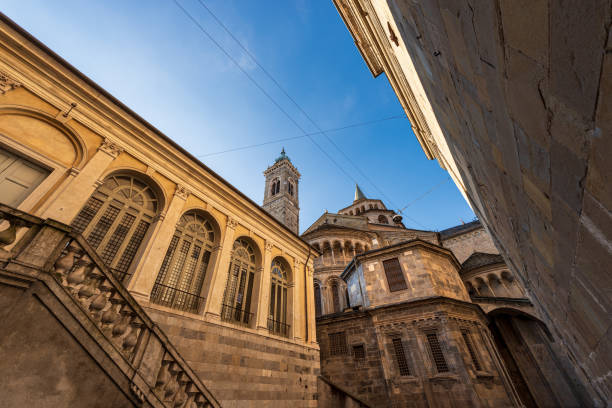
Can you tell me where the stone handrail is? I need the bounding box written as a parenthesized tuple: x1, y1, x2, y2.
(0, 204, 220, 408)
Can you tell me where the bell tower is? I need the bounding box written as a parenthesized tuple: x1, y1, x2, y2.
(263, 148, 300, 234)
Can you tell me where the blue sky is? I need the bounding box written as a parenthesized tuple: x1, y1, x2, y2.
(3, 0, 475, 233)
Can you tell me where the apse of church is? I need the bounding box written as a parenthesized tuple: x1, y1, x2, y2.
(0, 15, 319, 408)
(304, 187, 582, 407)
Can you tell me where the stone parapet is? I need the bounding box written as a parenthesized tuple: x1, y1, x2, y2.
(0, 204, 220, 408)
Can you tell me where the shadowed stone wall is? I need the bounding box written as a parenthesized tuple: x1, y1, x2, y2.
(332, 0, 611, 404)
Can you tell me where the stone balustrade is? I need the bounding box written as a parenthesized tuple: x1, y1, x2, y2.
(0, 204, 219, 408)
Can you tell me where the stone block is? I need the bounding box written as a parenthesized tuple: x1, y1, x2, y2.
(504, 47, 549, 148)
(550, 0, 608, 120)
(499, 0, 548, 66)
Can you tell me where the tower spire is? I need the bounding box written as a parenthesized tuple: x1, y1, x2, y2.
(354, 184, 366, 202)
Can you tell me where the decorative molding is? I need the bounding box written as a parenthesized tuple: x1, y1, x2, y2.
(265, 242, 273, 252)
(68, 167, 80, 177)
(93, 179, 104, 189)
(0, 72, 21, 94)
(174, 184, 190, 200)
(227, 217, 238, 229)
(97, 138, 123, 158)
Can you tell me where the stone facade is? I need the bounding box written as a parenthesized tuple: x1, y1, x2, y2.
(305, 189, 584, 406)
(317, 241, 520, 408)
(0, 15, 318, 407)
(332, 1, 611, 405)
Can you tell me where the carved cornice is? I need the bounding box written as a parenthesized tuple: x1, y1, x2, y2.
(98, 138, 124, 158)
(0, 72, 21, 94)
(174, 184, 190, 200)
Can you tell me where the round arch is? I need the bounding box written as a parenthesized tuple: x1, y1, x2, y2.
(0, 107, 87, 168)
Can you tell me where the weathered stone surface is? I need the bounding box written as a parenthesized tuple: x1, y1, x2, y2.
(332, 0, 611, 404)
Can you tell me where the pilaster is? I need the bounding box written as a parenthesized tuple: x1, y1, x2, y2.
(256, 242, 273, 331)
(41, 138, 122, 223)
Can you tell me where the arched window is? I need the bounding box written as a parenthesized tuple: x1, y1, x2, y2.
(331, 281, 341, 313)
(268, 258, 291, 337)
(271, 178, 280, 196)
(71, 174, 159, 282)
(355, 208, 360, 215)
(150, 210, 216, 313)
(314, 282, 322, 317)
(378, 215, 389, 224)
(288, 181, 294, 196)
(221, 238, 259, 326)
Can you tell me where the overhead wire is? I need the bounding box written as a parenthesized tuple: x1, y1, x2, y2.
(172, 0, 435, 230)
(197, 114, 405, 158)
(195, 0, 401, 210)
(172, 0, 362, 187)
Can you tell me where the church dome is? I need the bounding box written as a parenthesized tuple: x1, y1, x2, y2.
(275, 148, 291, 163)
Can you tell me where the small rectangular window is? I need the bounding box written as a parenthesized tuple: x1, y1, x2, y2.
(329, 332, 348, 356)
(353, 344, 366, 361)
(392, 338, 411, 376)
(383, 258, 408, 292)
(426, 332, 449, 373)
(462, 330, 482, 371)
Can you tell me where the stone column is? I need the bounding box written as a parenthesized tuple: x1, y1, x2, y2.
(204, 217, 237, 319)
(41, 138, 122, 223)
(292, 259, 303, 341)
(127, 185, 189, 301)
(256, 242, 273, 331)
(305, 264, 317, 343)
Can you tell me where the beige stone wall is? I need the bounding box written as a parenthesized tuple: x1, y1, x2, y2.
(358, 244, 470, 308)
(0, 17, 318, 406)
(441, 227, 499, 263)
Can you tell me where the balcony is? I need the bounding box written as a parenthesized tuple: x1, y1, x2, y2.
(150, 283, 206, 315)
(0, 204, 219, 408)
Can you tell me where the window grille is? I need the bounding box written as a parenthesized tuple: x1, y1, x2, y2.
(151, 211, 215, 313)
(113, 219, 149, 280)
(383, 258, 408, 292)
(221, 238, 257, 326)
(353, 344, 366, 361)
(72, 197, 103, 234)
(392, 338, 410, 376)
(331, 282, 341, 313)
(426, 333, 449, 373)
(88, 204, 120, 249)
(329, 332, 347, 356)
(314, 284, 322, 317)
(462, 331, 482, 371)
(71, 175, 158, 283)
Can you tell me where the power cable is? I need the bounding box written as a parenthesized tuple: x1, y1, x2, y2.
(173, 0, 433, 230)
(173, 0, 363, 186)
(398, 177, 451, 213)
(197, 114, 405, 158)
(195, 0, 401, 209)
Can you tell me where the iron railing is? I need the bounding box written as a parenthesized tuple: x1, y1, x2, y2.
(220, 303, 253, 326)
(150, 283, 206, 314)
(267, 317, 290, 338)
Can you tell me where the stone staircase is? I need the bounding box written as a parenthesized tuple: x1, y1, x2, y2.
(0, 204, 220, 408)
